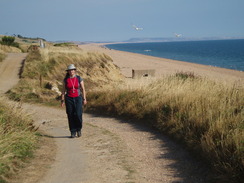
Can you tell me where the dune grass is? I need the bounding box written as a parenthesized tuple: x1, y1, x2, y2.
(87, 73, 244, 182)
(0, 45, 22, 53)
(8, 46, 123, 105)
(0, 50, 6, 62)
(0, 99, 37, 183)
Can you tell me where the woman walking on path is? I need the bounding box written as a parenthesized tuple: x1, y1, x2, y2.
(61, 64, 87, 138)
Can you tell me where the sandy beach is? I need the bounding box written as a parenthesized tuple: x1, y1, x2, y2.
(79, 43, 244, 85)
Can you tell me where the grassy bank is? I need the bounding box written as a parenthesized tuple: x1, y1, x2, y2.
(0, 99, 37, 183)
(0, 43, 23, 63)
(8, 45, 123, 104)
(0, 50, 6, 62)
(0, 45, 22, 53)
(87, 74, 244, 182)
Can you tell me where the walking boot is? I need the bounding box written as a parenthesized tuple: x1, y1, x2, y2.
(77, 130, 81, 137)
(70, 132, 76, 138)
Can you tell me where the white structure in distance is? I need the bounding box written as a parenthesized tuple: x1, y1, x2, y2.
(132, 25, 143, 31)
(39, 39, 45, 48)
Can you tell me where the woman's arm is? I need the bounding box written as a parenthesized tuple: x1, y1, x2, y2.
(61, 81, 66, 107)
(80, 80, 87, 105)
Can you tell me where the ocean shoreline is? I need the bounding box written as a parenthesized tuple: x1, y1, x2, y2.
(104, 40, 244, 72)
(79, 43, 244, 85)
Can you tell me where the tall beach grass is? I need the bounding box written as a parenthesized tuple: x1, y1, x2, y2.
(87, 74, 244, 182)
(0, 50, 6, 62)
(0, 98, 37, 183)
(8, 46, 123, 104)
(0, 45, 22, 53)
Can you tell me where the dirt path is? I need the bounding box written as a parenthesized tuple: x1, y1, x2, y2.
(0, 53, 209, 183)
(0, 53, 27, 94)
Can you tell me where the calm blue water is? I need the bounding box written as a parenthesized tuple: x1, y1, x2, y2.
(106, 39, 244, 71)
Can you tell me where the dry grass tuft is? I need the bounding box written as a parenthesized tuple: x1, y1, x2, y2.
(0, 45, 22, 53)
(87, 74, 244, 182)
(0, 98, 37, 182)
(0, 49, 6, 62)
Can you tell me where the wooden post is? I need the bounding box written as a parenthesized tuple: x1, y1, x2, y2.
(40, 74, 43, 88)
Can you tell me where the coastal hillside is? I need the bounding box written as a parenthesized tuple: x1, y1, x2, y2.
(7, 42, 124, 104)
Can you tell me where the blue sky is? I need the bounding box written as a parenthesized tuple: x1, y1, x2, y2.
(1, 0, 244, 42)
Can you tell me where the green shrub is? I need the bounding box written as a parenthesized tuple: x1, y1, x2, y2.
(175, 71, 197, 80)
(0, 36, 19, 48)
(53, 42, 74, 47)
(1, 36, 15, 45)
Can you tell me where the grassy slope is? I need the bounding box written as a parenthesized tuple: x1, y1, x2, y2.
(8, 45, 123, 105)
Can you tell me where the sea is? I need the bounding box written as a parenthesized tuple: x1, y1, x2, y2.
(105, 39, 244, 72)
